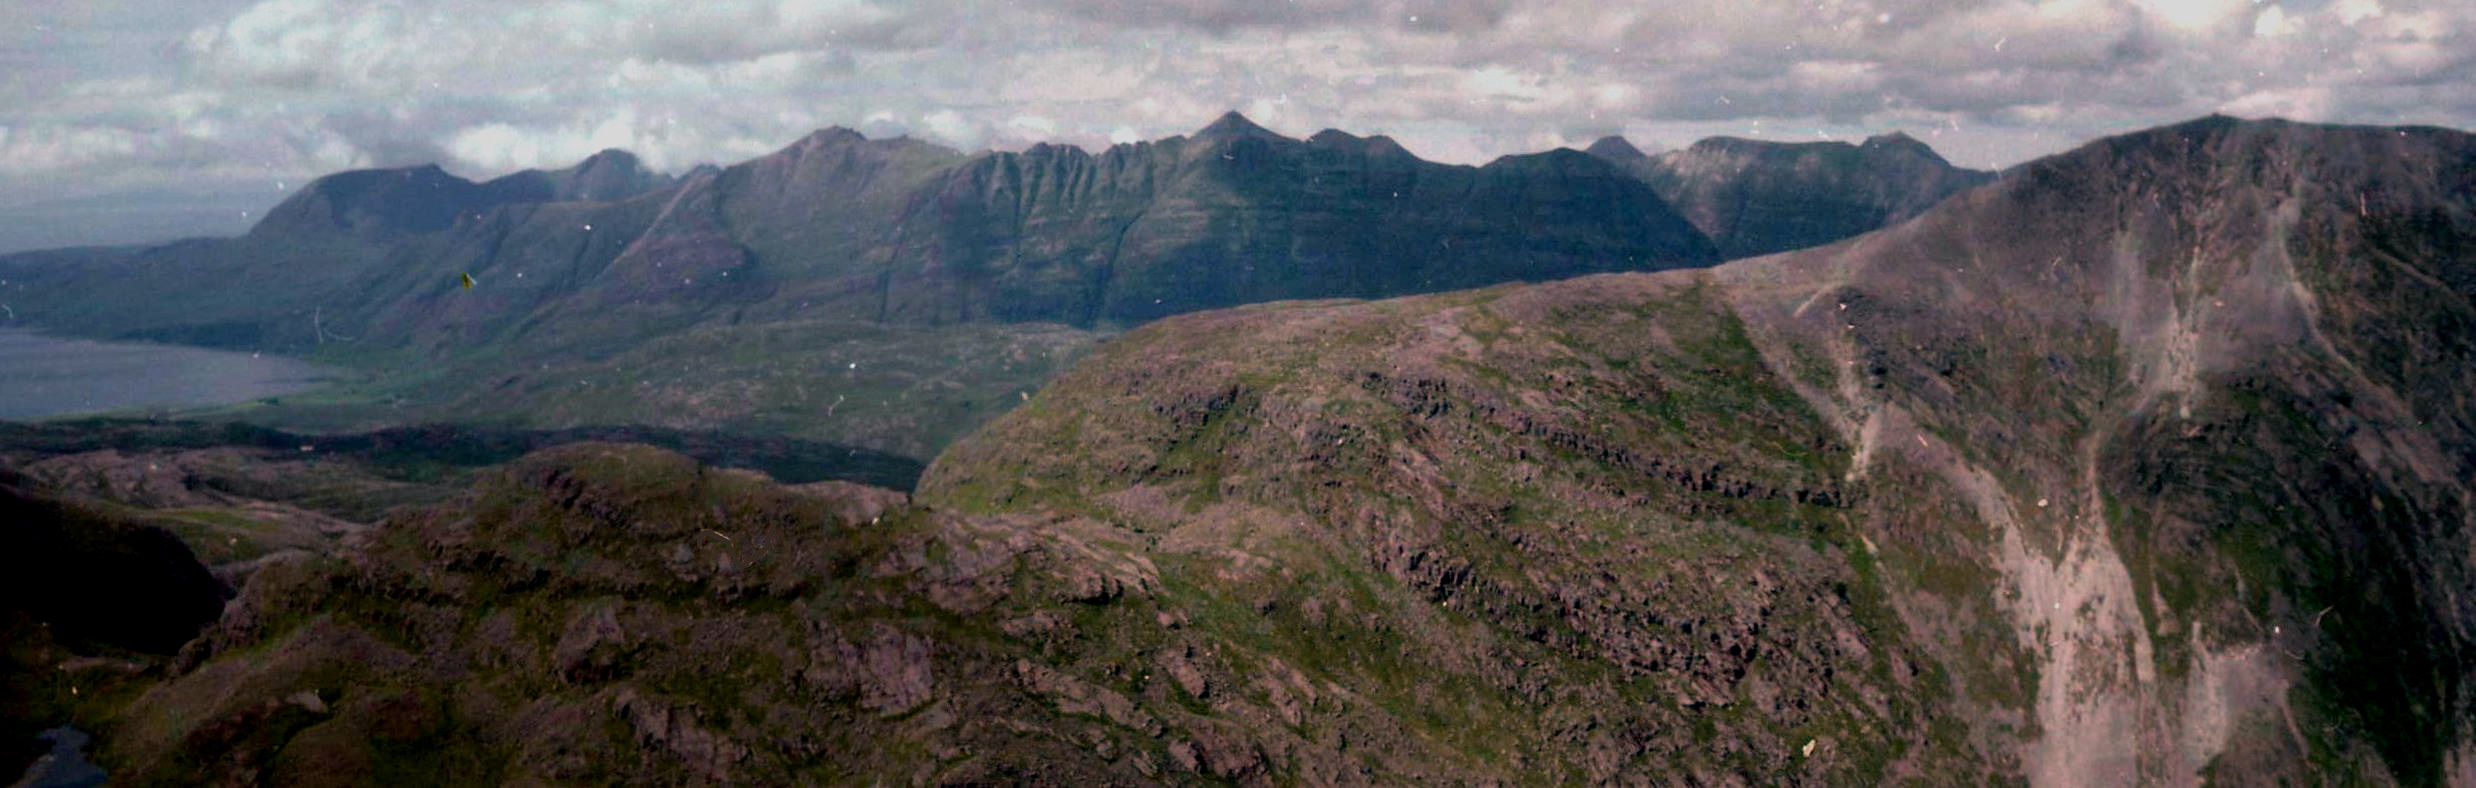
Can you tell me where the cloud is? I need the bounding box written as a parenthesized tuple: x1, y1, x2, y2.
(2, 0, 2475, 251)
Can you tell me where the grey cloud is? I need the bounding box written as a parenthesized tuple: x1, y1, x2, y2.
(3, 0, 2475, 252)
(1029, 0, 1513, 34)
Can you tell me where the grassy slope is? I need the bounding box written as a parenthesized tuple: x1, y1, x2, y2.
(173, 319, 1110, 461)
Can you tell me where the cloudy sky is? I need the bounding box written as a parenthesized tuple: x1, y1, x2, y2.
(1, 0, 2470, 251)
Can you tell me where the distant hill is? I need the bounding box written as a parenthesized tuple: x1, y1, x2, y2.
(0, 112, 1722, 457)
(1587, 131, 1994, 259)
(39, 115, 2475, 785)
(0, 114, 1988, 459)
(0, 111, 1715, 352)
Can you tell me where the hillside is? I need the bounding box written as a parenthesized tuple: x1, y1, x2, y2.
(0, 112, 1715, 349)
(14, 116, 2470, 784)
(930, 115, 2476, 782)
(0, 113, 1720, 459)
(1590, 132, 1994, 259)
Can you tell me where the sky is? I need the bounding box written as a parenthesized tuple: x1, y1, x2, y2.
(1, 0, 2471, 252)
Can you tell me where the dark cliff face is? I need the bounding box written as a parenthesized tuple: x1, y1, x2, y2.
(0, 471, 228, 655)
(1590, 132, 1994, 260)
(0, 113, 1718, 357)
(868, 116, 1714, 325)
(922, 116, 2476, 783)
(1715, 115, 2476, 784)
(29, 117, 2476, 785)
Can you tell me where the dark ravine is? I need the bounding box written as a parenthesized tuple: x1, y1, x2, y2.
(13, 115, 2467, 785)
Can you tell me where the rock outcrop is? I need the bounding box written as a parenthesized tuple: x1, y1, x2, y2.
(21, 116, 2476, 786)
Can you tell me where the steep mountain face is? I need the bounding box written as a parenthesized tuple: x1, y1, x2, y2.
(923, 116, 2476, 782)
(16, 116, 2470, 784)
(333, 112, 1713, 346)
(476, 149, 678, 204)
(1715, 115, 2476, 784)
(82, 117, 2472, 785)
(0, 113, 1715, 459)
(249, 164, 541, 239)
(0, 160, 569, 348)
(1592, 132, 1994, 259)
(853, 115, 1713, 326)
(2, 112, 1713, 355)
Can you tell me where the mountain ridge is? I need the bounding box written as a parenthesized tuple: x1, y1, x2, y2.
(2, 112, 1982, 459)
(6, 114, 2472, 785)
(1587, 129, 1995, 259)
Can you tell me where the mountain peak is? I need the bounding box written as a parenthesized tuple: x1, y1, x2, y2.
(250, 163, 497, 237)
(800, 126, 869, 147)
(1859, 131, 1952, 164)
(576, 148, 640, 167)
(1308, 128, 1361, 145)
(1859, 130, 1922, 150)
(1584, 136, 1648, 162)
(1194, 111, 1280, 140)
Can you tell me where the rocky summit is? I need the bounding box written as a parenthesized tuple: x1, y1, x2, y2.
(0, 112, 1715, 351)
(0, 114, 1992, 465)
(0, 113, 1745, 461)
(1592, 131, 1995, 260)
(4, 115, 2472, 785)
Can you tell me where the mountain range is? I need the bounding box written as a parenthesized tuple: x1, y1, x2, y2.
(0, 112, 1985, 459)
(1586, 132, 1996, 259)
(4, 115, 2472, 784)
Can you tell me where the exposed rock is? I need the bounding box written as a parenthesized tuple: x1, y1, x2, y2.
(33, 116, 2476, 787)
(553, 601, 633, 683)
(1012, 660, 1162, 736)
(613, 687, 750, 782)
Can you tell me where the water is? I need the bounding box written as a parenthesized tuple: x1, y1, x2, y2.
(0, 329, 333, 420)
(7, 727, 103, 788)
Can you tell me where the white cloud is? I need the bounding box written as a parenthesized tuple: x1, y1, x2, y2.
(2, 0, 2475, 251)
(2333, 0, 2385, 26)
(919, 110, 981, 149)
(0, 125, 143, 175)
(2130, 0, 2252, 34)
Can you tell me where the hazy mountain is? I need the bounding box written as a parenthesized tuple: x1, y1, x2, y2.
(12, 116, 2470, 784)
(475, 148, 680, 204)
(0, 113, 1716, 457)
(1589, 131, 1994, 259)
(342, 111, 1715, 344)
(3, 112, 1713, 349)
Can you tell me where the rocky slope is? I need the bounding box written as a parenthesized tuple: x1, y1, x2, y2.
(1591, 132, 1994, 259)
(0, 113, 1715, 460)
(1714, 115, 2476, 785)
(13, 115, 2473, 785)
(294, 112, 1714, 352)
(932, 115, 2476, 783)
(0, 112, 1712, 351)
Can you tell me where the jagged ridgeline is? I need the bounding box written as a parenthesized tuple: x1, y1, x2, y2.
(0, 112, 1716, 353)
(22, 117, 2471, 784)
(1587, 132, 1995, 259)
(0, 113, 1994, 460)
